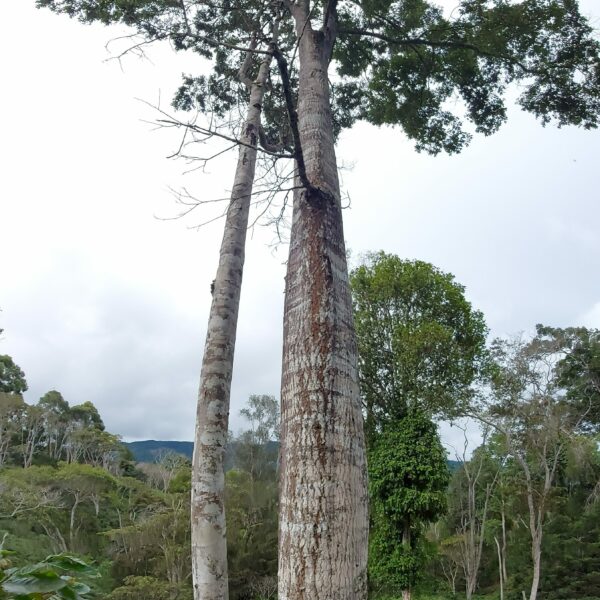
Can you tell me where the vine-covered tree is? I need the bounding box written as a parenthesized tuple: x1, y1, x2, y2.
(350, 254, 484, 598)
(368, 411, 449, 600)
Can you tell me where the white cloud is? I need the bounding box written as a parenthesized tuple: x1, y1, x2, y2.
(578, 302, 600, 329)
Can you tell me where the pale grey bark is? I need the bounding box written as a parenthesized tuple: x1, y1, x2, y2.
(21, 407, 44, 468)
(278, 15, 369, 600)
(191, 53, 273, 600)
(494, 536, 504, 600)
(500, 502, 508, 583)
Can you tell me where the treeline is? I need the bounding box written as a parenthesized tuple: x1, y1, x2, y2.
(0, 363, 279, 599)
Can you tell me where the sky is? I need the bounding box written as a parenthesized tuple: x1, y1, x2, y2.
(2, 1, 600, 455)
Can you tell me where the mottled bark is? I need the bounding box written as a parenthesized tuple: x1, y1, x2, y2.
(278, 25, 369, 600)
(191, 55, 272, 600)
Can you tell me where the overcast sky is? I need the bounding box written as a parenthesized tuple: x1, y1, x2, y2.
(2, 2, 599, 454)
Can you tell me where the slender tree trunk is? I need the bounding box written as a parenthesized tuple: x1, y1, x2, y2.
(495, 536, 504, 600)
(69, 496, 80, 550)
(530, 531, 542, 600)
(501, 505, 508, 582)
(402, 524, 412, 600)
(191, 56, 272, 600)
(278, 26, 368, 600)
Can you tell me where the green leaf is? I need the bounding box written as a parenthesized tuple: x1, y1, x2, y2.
(46, 555, 96, 575)
(2, 573, 67, 594)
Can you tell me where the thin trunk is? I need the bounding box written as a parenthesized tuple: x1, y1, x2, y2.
(495, 536, 504, 600)
(501, 505, 508, 582)
(42, 523, 68, 554)
(191, 55, 272, 600)
(530, 532, 542, 600)
(278, 26, 368, 600)
(69, 496, 80, 550)
(402, 524, 412, 600)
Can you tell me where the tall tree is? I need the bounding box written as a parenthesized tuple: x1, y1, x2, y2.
(190, 21, 284, 600)
(350, 252, 488, 440)
(35, 3, 292, 598)
(279, 9, 599, 591)
(474, 333, 588, 600)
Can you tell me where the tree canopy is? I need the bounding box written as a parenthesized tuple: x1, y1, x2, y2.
(350, 252, 488, 436)
(36, 0, 600, 158)
(0, 355, 28, 395)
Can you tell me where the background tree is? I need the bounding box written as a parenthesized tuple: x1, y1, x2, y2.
(474, 332, 589, 600)
(236, 394, 279, 482)
(350, 252, 488, 439)
(39, 391, 71, 462)
(447, 436, 501, 600)
(225, 396, 279, 600)
(537, 325, 600, 431)
(0, 393, 25, 467)
(0, 355, 28, 395)
(350, 253, 486, 599)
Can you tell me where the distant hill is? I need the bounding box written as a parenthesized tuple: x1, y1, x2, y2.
(126, 440, 194, 463)
(447, 459, 461, 472)
(127, 440, 462, 472)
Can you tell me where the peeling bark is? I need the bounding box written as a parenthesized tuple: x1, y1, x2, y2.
(191, 55, 272, 600)
(278, 26, 368, 600)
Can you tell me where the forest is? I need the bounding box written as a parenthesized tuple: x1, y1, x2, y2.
(1, 253, 599, 600)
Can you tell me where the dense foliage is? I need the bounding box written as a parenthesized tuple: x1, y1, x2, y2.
(369, 412, 449, 596)
(36, 0, 600, 157)
(0, 373, 278, 600)
(350, 252, 488, 438)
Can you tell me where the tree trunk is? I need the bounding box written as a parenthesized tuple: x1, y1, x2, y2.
(69, 496, 80, 550)
(191, 56, 272, 600)
(530, 532, 542, 600)
(495, 536, 504, 600)
(501, 505, 508, 582)
(278, 27, 368, 600)
(402, 524, 412, 600)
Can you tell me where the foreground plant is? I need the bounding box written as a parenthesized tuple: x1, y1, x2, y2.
(0, 548, 97, 600)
